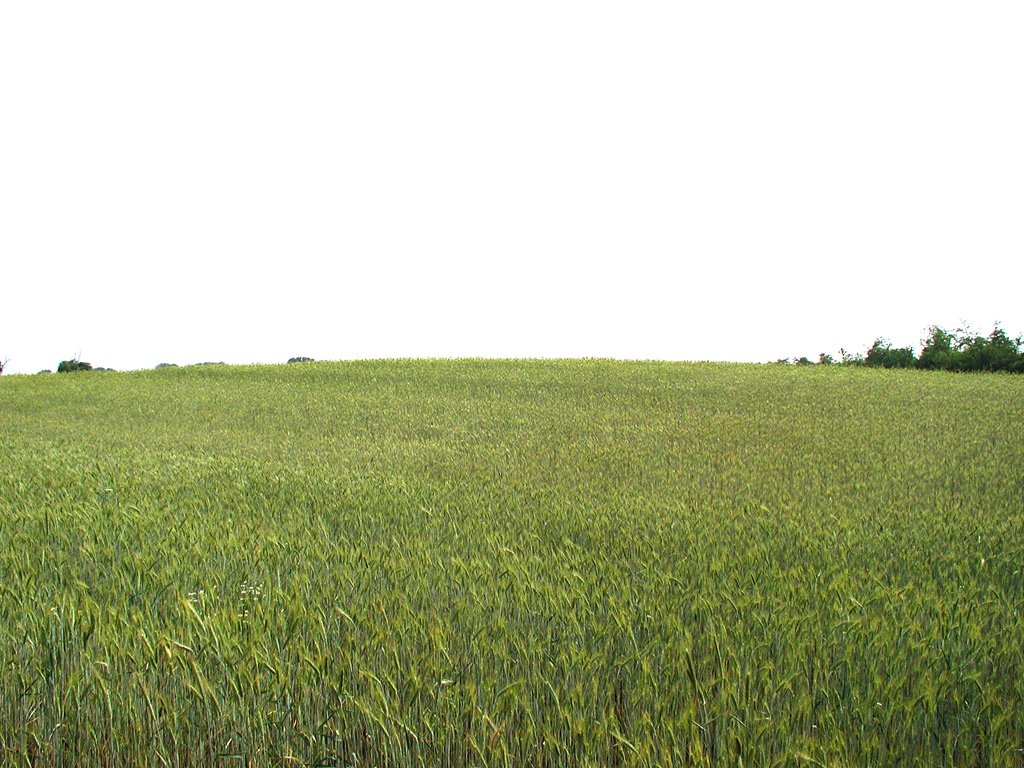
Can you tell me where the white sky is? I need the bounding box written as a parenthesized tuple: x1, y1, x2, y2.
(2, 2, 1022, 374)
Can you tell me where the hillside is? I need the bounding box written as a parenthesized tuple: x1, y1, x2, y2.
(1, 360, 1022, 766)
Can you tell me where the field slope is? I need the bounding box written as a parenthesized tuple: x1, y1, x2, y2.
(1, 360, 1022, 766)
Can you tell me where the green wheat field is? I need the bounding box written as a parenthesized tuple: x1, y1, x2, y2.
(1, 360, 1022, 766)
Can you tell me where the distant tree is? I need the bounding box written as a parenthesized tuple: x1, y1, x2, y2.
(865, 339, 915, 369)
(57, 359, 93, 373)
(0, 358, 6, 375)
(795, 356, 814, 366)
(827, 323, 1024, 374)
(155, 363, 179, 369)
(287, 357, 316, 364)
(818, 353, 834, 365)
(958, 324, 1024, 372)
(917, 326, 959, 371)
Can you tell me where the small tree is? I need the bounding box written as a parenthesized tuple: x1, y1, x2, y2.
(818, 353, 834, 365)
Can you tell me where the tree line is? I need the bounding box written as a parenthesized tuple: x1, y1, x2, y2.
(3, 335, 1022, 376)
(779, 324, 1024, 373)
(0, 357, 315, 375)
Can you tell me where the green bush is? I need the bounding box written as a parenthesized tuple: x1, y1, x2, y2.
(957, 325, 1023, 372)
(57, 359, 93, 373)
(917, 326, 959, 370)
(865, 339, 915, 369)
(913, 324, 1023, 373)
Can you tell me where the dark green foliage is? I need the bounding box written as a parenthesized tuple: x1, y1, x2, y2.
(57, 359, 93, 373)
(784, 323, 1023, 373)
(287, 356, 316, 364)
(912, 324, 1023, 373)
(917, 326, 958, 370)
(155, 363, 178, 369)
(865, 338, 916, 369)
(956, 325, 1024, 373)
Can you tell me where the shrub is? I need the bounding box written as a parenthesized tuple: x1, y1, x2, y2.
(57, 359, 93, 373)
(917, 326, 959, 371)
(958, 325, 1023, 373)
(839, 348, 864, 366)
(865, 339, 915, 369)
(913, 324, 1023, 373)
(288, 357, 316, 364)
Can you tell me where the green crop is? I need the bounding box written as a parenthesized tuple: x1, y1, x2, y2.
(0, 360, 1021, 766)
